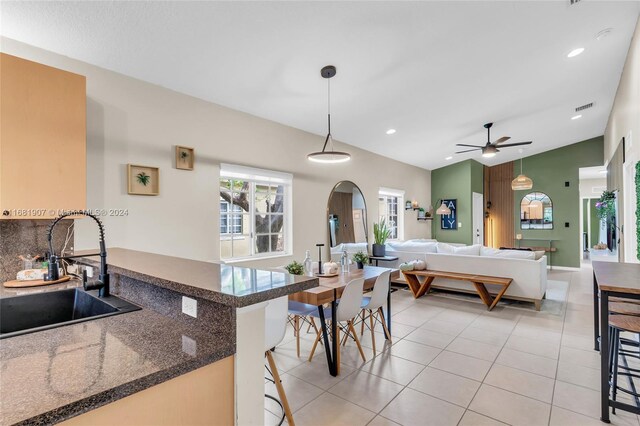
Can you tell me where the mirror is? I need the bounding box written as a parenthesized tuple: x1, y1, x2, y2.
(520, 192, 553, 229)
(327, 181, 368, 248)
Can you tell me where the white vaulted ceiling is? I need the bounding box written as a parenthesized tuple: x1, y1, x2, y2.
(1, 1, 638, 170)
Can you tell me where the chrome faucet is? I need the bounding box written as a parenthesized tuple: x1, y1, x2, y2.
(46, 210, 110, 297)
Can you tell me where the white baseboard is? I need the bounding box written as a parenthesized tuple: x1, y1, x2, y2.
(548, 266, 580, 272)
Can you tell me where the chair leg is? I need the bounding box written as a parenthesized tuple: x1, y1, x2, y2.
(336, 325, 341, 375)
(612, 328, 620, 414)
(266, 351, 295, 426)
(308, 327, 323, 362)
(360, 310, 366, 336)
(309, 317, 319, 335)
(369, 310, 376, 353)
(349, 320, 367, 362)
(294, 315, 300, 357)
(378, 307, 392, 341)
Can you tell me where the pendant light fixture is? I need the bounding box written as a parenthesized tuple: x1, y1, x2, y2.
(307, 65, 351, 164)
(436, 200, 451, 215)
(511, 149, 533, 190)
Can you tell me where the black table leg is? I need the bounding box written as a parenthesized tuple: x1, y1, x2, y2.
(594, 270, 600, 351)
(331, 295, 338, 375)
(386, 275, 392, 338)
(317, 305, 335, 376)
(600, 289, 611, 423)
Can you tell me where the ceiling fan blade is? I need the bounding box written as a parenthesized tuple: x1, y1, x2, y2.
(456, 149, 482, 154)
(455, 144, 484, 148)
(497, 141, 532, 148)
(493, 136, 511, 145)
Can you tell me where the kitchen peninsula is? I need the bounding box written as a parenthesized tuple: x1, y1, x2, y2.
(0, 248, 318, 425)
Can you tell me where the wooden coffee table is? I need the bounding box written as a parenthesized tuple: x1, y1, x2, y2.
(401, 269, 513, 311)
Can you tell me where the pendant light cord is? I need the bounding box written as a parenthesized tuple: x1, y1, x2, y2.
(322, 76, 333, 153)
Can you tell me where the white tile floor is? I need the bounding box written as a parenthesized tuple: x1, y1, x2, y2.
(265, 263, 640, 426)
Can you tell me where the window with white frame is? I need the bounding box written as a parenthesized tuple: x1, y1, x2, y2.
(378, 188, 405, 240)
(219, 164, 293, 260)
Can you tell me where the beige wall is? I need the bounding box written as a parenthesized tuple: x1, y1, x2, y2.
(604, 17, 640, 262)
(1, 38, 431, 268)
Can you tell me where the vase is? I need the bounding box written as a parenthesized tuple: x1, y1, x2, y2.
(372, 244, 386, 257)
(356, 261, 364, 269)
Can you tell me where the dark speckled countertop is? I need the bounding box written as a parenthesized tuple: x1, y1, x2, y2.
(0, 249, 317, 425)
(0, 279, 234, 426)
(78, 248, 319, 307)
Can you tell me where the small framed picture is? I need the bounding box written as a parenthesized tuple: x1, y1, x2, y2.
(127, 164, 159, 195)
(175, 146, 194, 170)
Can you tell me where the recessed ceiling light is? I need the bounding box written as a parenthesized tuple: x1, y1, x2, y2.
(571, 114, 582, 120)
(567, 48, 585, 58)
(445, 156, 453, 160)
(386, 129, 396, 135)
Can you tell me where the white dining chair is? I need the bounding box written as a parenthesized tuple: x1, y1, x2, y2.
(272, 266, 319, 357)
(308, 278, 366, 374)
(358, 270, 392, 352)
(265, 296, 295, 426)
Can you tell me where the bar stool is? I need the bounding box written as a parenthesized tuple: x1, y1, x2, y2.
(608, 314, 640, 414)
(265, 296, 295, 426)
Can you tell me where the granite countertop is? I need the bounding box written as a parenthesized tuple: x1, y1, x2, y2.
(77, 248, 319, 307)
(0, 280, 234, 426)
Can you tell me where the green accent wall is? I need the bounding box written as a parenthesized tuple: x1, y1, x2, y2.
(590, 199, 601, 246)
(431, 159, 484, 245)
(513, 136, 604, 268)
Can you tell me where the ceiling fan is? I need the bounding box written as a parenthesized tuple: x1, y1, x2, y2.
(456, 123, 532, 158)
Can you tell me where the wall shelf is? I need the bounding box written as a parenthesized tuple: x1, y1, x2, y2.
(417, 217, 433, 221)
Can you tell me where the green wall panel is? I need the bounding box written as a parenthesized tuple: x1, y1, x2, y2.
(431, 159, 483, 245)
(513, 136, 604, 268)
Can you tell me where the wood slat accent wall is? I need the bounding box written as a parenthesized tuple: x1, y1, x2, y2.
(484, 161, 515, 248)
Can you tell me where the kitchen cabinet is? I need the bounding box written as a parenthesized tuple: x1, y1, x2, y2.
(0, 53, 86, 219)
(59, 356, 235, 426)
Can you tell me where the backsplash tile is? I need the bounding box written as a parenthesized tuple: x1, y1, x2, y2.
(0, 219, 73, 284)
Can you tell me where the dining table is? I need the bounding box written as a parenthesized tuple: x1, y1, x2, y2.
(289, 265, 395, 377)
(592, 261, 640, 423)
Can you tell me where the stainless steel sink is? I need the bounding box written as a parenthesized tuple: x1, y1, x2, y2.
(0, 288, 140, 339)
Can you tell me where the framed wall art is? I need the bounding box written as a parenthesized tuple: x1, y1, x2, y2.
(127, 164, 159, 195)
(175, 146, 194, 170)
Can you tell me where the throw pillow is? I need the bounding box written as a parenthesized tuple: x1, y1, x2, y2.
(453, 244, 481, 256)
(436, 242, 456, 254)
(534, 250, 546, 260)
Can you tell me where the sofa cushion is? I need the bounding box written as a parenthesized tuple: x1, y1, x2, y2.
(387, 241, 437, 253)
(437, 243, 480, 256)
(495, 250, 536, 260)
(534, 250, 546, 260)
(480, 246, 501, 257)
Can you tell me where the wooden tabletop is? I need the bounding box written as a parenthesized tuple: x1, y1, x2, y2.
(289, 265, 394, 306)
(593, 261, 640, 294)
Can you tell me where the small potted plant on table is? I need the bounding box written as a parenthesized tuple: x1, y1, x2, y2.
(372, 219, 391, 257)
(352, 251, 369, 269)
(285, 261, 304, 275)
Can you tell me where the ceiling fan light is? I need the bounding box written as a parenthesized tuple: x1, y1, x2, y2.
(307, 151, 351, 163)
(511, 174, 533, 190)
(436, 201, 451, 215)
(482, 152, 497, 158)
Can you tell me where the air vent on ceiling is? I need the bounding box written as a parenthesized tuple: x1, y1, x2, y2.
(575, 102, 593, 112)
(570, 0, 581, 5)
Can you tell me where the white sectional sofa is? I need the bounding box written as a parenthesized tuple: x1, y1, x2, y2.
(386, 241, 547, 310)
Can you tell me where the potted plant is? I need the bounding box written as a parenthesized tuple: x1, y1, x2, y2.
(372, 219, 391, 257)
(418, 208, 426, 218)
(352, 251, 368, 269)
(284, 261, 304, 275)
